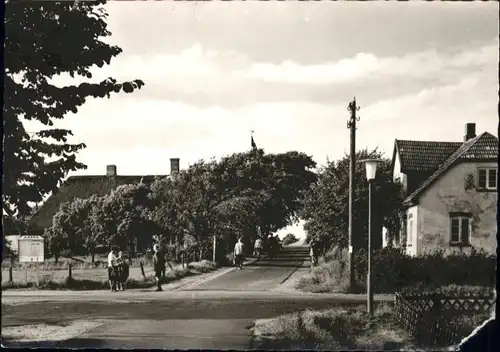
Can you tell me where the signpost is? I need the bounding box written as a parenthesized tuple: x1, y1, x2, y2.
(18, 235, 45, 286)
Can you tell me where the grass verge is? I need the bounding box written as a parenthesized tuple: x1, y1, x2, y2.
(295, 248, 351, 293)
(1, 260, 218, 291)
(251, 303, 417, 350)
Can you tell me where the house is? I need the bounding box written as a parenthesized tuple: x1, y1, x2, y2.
(25, 158, 180, 237)
(390, 123, 498, 256)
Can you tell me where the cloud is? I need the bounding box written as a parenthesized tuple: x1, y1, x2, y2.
(240, 43, 496, 86)
(48, 40, 497, 111)
(32, 57, 496, 179)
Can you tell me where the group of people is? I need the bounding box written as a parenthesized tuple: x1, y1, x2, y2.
(232, 234, 284, 270)
(107, 247, 130, 292)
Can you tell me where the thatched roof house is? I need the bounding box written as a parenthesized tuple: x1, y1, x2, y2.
(26, 159, 180, 236)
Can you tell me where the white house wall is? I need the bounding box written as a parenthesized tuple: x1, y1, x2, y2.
(417, 162, 497, 256)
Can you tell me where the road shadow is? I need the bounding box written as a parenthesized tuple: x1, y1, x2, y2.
(249, 263, 307, 268)
(1, 337, 63, 348)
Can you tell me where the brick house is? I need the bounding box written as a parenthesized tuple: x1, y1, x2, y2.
(389, 123, 498, 256)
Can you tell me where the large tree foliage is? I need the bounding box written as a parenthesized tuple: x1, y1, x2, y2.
(300, 148, 403, 251)
(45, 184, 155, 262)
(43, 149, 316, 262)
(3, 0, 144, 217)
(90, 184, 156, 255)
(150, 149, 317, 256)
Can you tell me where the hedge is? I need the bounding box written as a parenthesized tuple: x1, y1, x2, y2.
(353, 247, 496, 293)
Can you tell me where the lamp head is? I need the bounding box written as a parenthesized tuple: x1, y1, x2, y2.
(360, 159, 383, 181)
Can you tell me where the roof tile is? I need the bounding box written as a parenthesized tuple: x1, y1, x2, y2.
(396, 140, 462, 172)
(403, 132, 499, 205)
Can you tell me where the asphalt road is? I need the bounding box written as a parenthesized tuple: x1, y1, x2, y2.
(1, 245, 393, 349)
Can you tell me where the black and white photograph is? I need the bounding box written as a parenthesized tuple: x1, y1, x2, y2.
(2, 0, 498, 350)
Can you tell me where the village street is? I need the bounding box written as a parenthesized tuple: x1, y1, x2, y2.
(2, 245, 394, 349)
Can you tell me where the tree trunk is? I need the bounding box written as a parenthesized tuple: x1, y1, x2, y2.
(91, 252, 95, 264)
(55, 254, 59, 264)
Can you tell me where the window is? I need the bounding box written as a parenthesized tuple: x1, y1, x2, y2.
(450, 214, 471, 245)
(478, 168, 497, 190)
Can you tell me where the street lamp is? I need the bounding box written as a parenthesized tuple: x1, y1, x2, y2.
(360, 158, 382, 316)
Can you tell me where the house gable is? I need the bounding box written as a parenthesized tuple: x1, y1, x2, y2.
(392, 139, 461, 196)
(395, 140, 461, 173)
(403, 132, 499, 206)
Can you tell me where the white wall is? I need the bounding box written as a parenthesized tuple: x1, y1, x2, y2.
(405, 206, 419, 256)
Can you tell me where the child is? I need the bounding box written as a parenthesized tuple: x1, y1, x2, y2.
(116, 251, 129, 291)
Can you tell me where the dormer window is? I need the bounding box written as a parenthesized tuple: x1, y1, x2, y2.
(478, 168, 497, 190)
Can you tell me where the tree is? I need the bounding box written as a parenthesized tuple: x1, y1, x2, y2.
(149, 149, 317, 261)
(300, 148, 403, 251)
(97, 183, 157, 255)
(45, 201, 80, 262)
(3, 0, 144, 218)
(213, 149, 317, 241)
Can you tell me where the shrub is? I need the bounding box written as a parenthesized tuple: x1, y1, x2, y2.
(298, 246, 495, 294)
(296, 247, 349, 293)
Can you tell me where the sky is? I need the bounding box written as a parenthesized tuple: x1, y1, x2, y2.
(28, 1, 499, 239)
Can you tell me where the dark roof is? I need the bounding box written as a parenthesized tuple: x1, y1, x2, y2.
(403, 132, 498, 205)
(395, 140, 462, 172)
(28, 175, 167, 233)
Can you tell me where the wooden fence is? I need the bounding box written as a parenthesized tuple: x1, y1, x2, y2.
(394, 291, 495, 347)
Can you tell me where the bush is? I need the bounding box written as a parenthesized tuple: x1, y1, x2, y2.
(296, 247, 349, 293)
(354, 247, 496, 293)
(298, 246, 496, 294)
(282, 233, 299, 245)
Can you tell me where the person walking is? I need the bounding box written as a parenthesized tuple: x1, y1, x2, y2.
(153, 244, 166, 292)
(269, 235, 278, 259)
(107, 246, 118, 292)
(234, 237, 245, 270)
(309, 237, 322, 268)
(116, 251, 129, 291)
(253, 237, 263, 259)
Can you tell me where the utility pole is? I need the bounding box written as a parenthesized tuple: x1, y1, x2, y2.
(347, 97, 360, 293)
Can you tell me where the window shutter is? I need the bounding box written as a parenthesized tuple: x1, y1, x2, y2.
(478, 169, 487, 189)
(460, 218, 470, 243)
(451, 218, 460, 242)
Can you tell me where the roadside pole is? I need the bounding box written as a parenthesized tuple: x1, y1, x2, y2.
(347, 97, 360, 293)
(213, 235, 217, 263)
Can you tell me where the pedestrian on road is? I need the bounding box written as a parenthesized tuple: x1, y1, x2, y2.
(309, 237, 322, 268)
(107, 246, 119, 292)
(234, 237, 244, 270)
(253, 237, 263, 259)
(116, 251, 129, 291)
(268, 235, 279, 259)
(153, 244, 166, 292)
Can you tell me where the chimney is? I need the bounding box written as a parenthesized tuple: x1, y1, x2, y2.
(106, 164, 117, 177)
(170, 158, 180, 175)
(464, 123, 476, 142)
